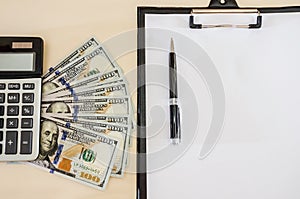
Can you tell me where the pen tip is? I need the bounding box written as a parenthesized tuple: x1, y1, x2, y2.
(170, 38, 174, 52)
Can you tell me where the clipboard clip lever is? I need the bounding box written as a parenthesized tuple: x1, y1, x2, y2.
(189, 9, 262, 29)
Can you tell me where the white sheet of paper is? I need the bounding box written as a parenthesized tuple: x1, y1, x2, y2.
(145, 13, 300, 199)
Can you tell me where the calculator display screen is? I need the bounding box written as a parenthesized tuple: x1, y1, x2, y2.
(0, 53, 35, 71)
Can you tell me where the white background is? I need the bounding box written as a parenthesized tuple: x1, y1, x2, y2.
(146, 13, 300, 199)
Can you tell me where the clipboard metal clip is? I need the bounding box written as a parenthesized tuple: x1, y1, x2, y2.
(189, 9, 262, 29)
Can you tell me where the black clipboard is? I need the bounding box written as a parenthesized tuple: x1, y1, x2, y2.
(137, 1, 300, 199)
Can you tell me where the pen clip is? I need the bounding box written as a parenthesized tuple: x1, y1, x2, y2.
(189, 9, 262, 29)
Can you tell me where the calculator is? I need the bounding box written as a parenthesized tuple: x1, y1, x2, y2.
(0, 37, 43, 161)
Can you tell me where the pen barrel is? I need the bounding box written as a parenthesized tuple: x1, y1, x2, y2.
(169, 52, 178, 99)
(169, 102, 181, 142)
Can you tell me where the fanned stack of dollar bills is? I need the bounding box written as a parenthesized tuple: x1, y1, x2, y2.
(30, 38, 134, 190)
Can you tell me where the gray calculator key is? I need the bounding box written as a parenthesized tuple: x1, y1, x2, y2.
(21, 118, 33, 128)
(23, 83, 35, 90)
(20, 131, 32, 154)
(8, 93, 19, 103)
(22, 93, 34, 103)
(8, 83, 20, 90)
(0, 106, 4, 116)
(0, 93, 4, 103)
(0, 83, 5, 90)
(5, 131, 18, 154)
(0, 131, 3, 141)
(7, 106, 19, 116)
(6, 118, 18, 128)
(22, 106, 34, 116)
(0, 119, 3, 128)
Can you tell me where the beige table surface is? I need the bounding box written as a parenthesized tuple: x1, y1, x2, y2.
(0, 0, 299, 198)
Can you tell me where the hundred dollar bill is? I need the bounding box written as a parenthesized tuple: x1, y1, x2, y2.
(31, 117, 118, 190)
(43, 69, 123, 96)
(44, 82, 129, 100)
(44, 111, 135, 145)
(43, 115, 130, 177)
(42, 94, 135, 132)
(42, 96, 132, 116)
(42, 38, 99, 82)
(43, 113, 131, 126)
(42, 45, 120, 93)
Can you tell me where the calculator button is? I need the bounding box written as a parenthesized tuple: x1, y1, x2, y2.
(6, 118, 18, 129)
(0, 144, 2, 154)
(22, 106, 34, 116)
(21, 118, 33, 128)
(0, 119, 3, 128)
(22, 93, 34, 103)
(7, 106, 19, 116)
(8, 83, 20, 90)
(0, 106, 4, 116)
(0, 131, 3, 141)
(5, 131, 17, 154)
(8, 93, 19, 103)
(20, 131, 32, 154)
(0, 83, 5, 90)
(23, 83, 35, 90)
(0, 93, 4, 103)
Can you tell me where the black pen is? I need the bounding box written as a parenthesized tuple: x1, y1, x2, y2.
(169, 38, 181, 145)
